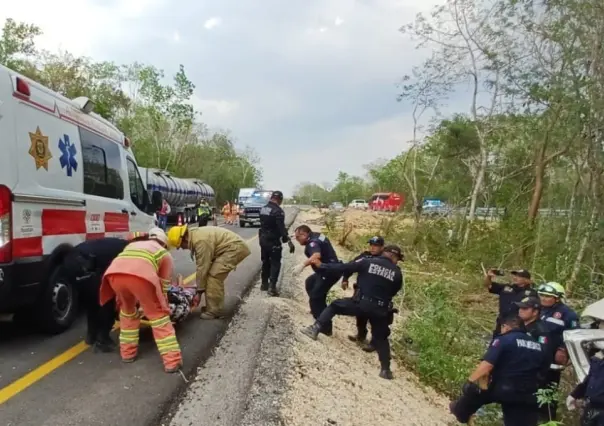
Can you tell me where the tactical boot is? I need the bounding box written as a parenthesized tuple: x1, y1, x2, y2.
(379, 369, 393, 380)
(268, 288, 280, 297)
(122, 356, 137, 363)
(348, 334, 368, 344)
(361, 342, 376, 353)
(301, 323, 321, 340)
(85, 332, 97, 346)
(93, 335, 117, 353)
(260, 282, 269, 291)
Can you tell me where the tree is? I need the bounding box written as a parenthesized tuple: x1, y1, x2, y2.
(0, 18, 41, 73)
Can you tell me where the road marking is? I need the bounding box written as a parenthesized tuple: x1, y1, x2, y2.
(0, 234, 258, 405)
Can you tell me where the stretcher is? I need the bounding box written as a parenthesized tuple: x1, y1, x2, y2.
(140, 285, 202, 326)
(114, 283, 202, 329)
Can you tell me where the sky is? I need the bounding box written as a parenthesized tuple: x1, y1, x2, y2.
(2, 0, 447, 196)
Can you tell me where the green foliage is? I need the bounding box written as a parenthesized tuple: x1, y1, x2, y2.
(0, 18, 262, 204)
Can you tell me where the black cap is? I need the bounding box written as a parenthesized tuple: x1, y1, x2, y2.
(383, 244, 403, 259)
(368, 236, 385, 246)
(271, 191, 284, 200)
(514, 296, 541, 309)
(511, 269, 531, 279)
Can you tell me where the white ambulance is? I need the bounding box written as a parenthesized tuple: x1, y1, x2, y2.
(0, 64, 162, 334)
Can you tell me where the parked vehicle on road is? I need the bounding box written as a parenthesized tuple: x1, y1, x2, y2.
(565, 298, 604, 383)
(421, 198, 452, 217)
(139, 167, 215, 226)
(348, 199, 368, 209)
(330, 202, 345, 211)
(368, 192, 404, 212)
(237, 187, 257, 206)
(0, 64, 163, 334)
(239, 190, 273, 227)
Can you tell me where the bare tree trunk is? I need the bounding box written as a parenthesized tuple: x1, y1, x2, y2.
(564, 175, 581, 245)
(567, 206, 598, 296)
(463, 144, 487, 246)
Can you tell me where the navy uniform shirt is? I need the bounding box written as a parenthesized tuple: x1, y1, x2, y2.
(571, 352, 604, 406)
(525, 319, 556, 366)
(304, 232, 339, 272)
(63, 237, 129, 281)
(342, 251, 374, 281)
(541, 302, 580, 352)
(484, 330, 544, 390)
(318, 255, 402, 303)
(259, 201, 289, 245)
(489, 282, 538, 317)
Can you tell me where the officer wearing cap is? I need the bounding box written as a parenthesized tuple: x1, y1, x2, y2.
(343, 236, 385, 350)
(450, 314, 544, 426)
(301, 244, 404, 380)
(485, 268, 537, 339)
(259, 190, 295, 296)
(537, 281, 580, 421)
(294, 225, 342, 336)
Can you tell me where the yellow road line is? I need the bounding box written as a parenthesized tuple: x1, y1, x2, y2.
(0, 234, 258, 405)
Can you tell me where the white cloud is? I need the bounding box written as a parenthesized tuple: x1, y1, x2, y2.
(204, 17, 222, 30)
(0, 0, 167, 58)
(335, 16, 344, 26)
(172, 31, 180, 42)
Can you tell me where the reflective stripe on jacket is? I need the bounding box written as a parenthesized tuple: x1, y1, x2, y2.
(100, 240, 174, 310)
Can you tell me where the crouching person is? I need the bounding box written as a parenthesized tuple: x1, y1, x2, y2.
(167, 224, 251, 319)
(566, 342, 604, 426)
(450, 315, 544, 426)
(100, 228, 183, 373)
(301, 245, 404, 380)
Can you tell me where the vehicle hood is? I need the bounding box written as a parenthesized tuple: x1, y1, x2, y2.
(242, 202, 265, 208)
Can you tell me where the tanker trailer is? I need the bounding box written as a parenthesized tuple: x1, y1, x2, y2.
(139, 167, 215, 226)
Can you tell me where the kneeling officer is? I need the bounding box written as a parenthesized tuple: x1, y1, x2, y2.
(301, 245, 404, 380)
(450, 314, 545, 426)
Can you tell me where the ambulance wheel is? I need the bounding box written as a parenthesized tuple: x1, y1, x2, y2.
(37, 266, 79, 334)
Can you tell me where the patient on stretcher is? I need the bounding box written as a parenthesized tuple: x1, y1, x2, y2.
(138, 276, 201, 324)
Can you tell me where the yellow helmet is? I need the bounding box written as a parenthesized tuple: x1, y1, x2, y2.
(537, 282, 565, 298)
(167, 225, 188, 249)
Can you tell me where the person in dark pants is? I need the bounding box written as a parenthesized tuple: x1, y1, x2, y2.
(449, 315, 545, 426)
(294, 225, 341, 336)
(537, 281, 580, 421)
(301, 245, 404, 380)
(343, 236, 385, 350)
(258, 191, 295, 296)
(515, 296, 557, 423)
(62, 237, 130, 352)
(197, 199, 212, 227)
(484, 268, 537, 339)
(567, 342, 604, 425)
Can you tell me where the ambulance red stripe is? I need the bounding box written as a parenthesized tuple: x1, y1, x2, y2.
(13, 236, 43, 258)
(104, 212, 129, 232)
(42, 210, 87, 235)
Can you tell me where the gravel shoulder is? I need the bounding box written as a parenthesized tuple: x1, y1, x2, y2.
(168, 211, 452, 426)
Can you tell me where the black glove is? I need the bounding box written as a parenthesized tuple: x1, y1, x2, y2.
(462, 381, 481, 396)
(288, 241, 295, 254)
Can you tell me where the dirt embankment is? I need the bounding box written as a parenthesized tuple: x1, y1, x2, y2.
(241, 210, 451, 426)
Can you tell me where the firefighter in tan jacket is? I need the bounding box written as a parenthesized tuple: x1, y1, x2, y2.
(167, 224, 251, 319)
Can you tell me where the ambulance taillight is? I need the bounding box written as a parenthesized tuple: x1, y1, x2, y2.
(0, 185, 12, 263)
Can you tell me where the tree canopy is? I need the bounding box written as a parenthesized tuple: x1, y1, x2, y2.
(1, 18, 262, 203)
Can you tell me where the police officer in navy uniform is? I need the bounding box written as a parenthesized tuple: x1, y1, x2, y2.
(485, 268, 537, 338)
(301, 245, 404, 380)
(62, 237, 130, 352)
(343, 235, 385, 349)
(258, 191, 295, 296)
(537, 281, 580, 421)
(449, 314, 544, 425)
(567, 342, 604, 425)
(294, 225, 342, 336)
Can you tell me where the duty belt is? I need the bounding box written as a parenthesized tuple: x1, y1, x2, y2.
(360, 295, 392, 309)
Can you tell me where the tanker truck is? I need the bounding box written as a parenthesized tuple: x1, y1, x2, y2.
(139, 167, 216, 226)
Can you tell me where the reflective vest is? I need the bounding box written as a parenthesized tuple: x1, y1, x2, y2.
(118, 247, 171, 292)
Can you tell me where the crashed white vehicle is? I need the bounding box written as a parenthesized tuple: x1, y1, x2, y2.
(564, 299, 604, 383)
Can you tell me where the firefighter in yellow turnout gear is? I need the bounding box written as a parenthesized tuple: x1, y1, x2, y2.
(167, 225, 251, 319)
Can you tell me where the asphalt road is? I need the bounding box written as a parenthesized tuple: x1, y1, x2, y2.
(0, 208, 296, 426)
